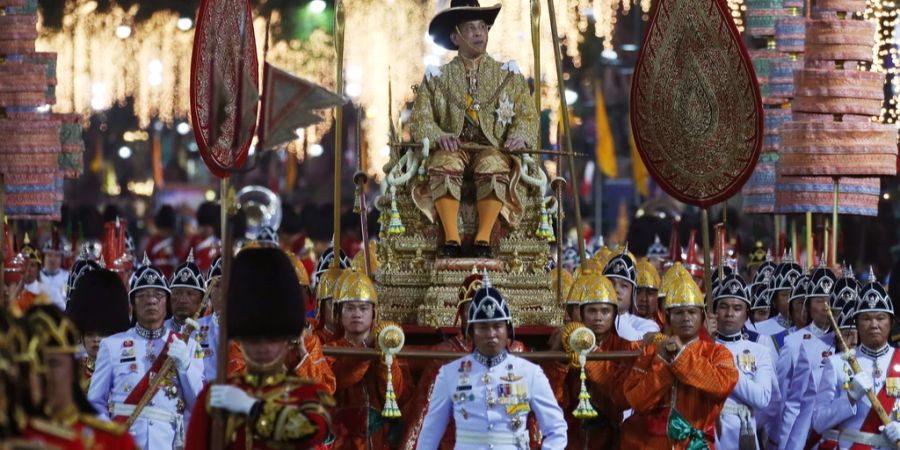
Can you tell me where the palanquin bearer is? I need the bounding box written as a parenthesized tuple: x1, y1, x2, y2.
(417, 274, 567, 449)
(409, 0, 539, 258)
(811, 277, 900, 449)
(544, 269, 641, 449)
(87, 258, 204, 450)
(402, 271, 527, 449)
(17, 305, 137, 449)
(710, 273, 775, 450)
(185, 247, 335, 450)
(775, 264, 838, 450)
(327, 268, 406, 449)
(64, 269, 131, 393)
(621, 274, 739, 450)
(40, 230, 71, 311)
(603, 246, 660, 341)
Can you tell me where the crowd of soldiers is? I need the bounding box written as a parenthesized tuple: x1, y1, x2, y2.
(0, 207, 896, 450)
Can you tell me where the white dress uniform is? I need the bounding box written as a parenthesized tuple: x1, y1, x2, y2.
(40, 268, 69, 310)
(714, 331, 775, 450)
(775, 322, 835, 450)
(194, 313, 219, 382)
(616, 312, 660, 341)
(417, 351, 567, 450)
(87, 325, 205, 450)
(754, 313, 792, 336)
(812, 344, 899, 449)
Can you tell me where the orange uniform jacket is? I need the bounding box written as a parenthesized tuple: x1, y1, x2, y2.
(544, 333, 641, 449)
(227, 335, 336, 394)
(185, 373, 334, 450)
(327, 337, 406, 450)
(621, 338, 738, 450)
(22, 415, 137, 450)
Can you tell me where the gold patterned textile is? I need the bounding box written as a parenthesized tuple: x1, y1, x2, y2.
(409, 55, 538, 226)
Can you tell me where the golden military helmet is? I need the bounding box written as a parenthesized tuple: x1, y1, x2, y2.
(573, 259, 602, 280)
(315, 267, 345, 300)
(591, 247, 613, 272)
(550, 268, 575, 305)
(334, 268, 378, 305)
(351, 241, 380, 273)
(458, 270, 485, 307)
(566, 271, 618, 308)
(663, 276, 705, 310)
(660, 262, 690, 298)
(636, 258, 661, 290)
(285, 251, 311, 287)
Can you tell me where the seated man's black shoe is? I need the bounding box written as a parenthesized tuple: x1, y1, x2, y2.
(440, 242, 462, 258)
(473, 241, 492, 258)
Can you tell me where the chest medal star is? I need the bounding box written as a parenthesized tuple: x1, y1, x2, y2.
(495, 95, 515, 129)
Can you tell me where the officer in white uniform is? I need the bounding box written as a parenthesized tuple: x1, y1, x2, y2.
(195, 256, 222, 381)
(603, 246, 660, 341)
(776, 265, 838, 450)
(87, 255, 205, 450)
(712, 273, 775, 450)
(40, 234, 70, 310)
(755, 255, 803, 338)
(417, 274, 567, 449)
(164, 250, 206, 334)
(812, 278, 900, 449)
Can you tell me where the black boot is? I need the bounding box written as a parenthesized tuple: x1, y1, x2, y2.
(440, 242, 462, 258)
(473, 241, 492, 258)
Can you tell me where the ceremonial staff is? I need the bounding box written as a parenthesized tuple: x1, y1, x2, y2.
(547, 0, 586, 260)
(332, 0, 346, 269)
(824, 306, 900, 446)
(323, 346, 639, 361)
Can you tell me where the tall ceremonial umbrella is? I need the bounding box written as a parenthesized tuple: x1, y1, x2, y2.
(630, 0, 764, 303)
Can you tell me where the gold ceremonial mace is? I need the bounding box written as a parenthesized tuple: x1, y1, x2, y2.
(332, 0, 346, 270)
(547, 0, 586, 261)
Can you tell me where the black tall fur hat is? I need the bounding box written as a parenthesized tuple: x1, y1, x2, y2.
(66, 269, 130, 336)
(227, 247, 304, 338)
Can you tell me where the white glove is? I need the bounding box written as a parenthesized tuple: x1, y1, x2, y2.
(209, 384, 258, 415)
(167, 338, 191, 372)
(849, 371, 874, 401)
(882, 421, 900, 444)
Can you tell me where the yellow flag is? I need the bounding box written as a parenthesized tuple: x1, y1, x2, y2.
(630, 123, 649, 197)
(595, 85, 617, 178)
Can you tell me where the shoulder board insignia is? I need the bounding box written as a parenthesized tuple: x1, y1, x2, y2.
(81, 414, 128, 436)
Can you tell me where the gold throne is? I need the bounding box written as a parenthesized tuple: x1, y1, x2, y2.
(374, 142, 561, 327)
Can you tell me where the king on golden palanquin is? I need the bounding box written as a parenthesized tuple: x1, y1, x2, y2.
(409, 0, 538, 259)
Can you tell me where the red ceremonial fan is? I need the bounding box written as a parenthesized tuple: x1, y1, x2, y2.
(630, 0, 763, 208)
(189, 0, 259, 178)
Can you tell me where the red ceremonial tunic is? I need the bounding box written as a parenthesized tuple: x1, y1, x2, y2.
(22, 414, 137, 450)
(185, 372, 334, 450)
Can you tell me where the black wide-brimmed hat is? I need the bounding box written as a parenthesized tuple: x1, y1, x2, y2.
(429, 0, 501, 51)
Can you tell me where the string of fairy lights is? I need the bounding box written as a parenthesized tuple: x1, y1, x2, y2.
(865, 0, 900, 123)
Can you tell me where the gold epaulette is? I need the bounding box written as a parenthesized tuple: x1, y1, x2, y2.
(80, 414, 128, 436)
(28, 418, 76, 441)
